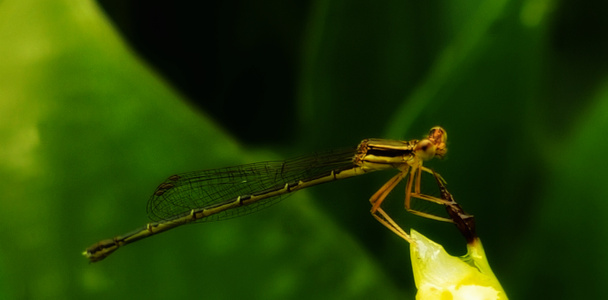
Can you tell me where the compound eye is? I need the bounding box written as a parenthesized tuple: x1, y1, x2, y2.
(428, 126, 447, 159)
(429, 126, 447, 145)
(415, 139, 436, 160)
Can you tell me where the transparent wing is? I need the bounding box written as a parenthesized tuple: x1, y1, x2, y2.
(146, 148, 357, 223)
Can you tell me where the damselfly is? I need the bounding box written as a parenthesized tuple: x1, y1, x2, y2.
(83, 127, 448, 262)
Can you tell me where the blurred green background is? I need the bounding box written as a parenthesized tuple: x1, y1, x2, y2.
(1, 0, 607, 299)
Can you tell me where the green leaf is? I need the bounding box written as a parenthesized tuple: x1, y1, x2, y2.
(0, 1, 402, 299)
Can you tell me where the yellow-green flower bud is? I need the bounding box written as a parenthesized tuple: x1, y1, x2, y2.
(410, 229, 507, 300)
